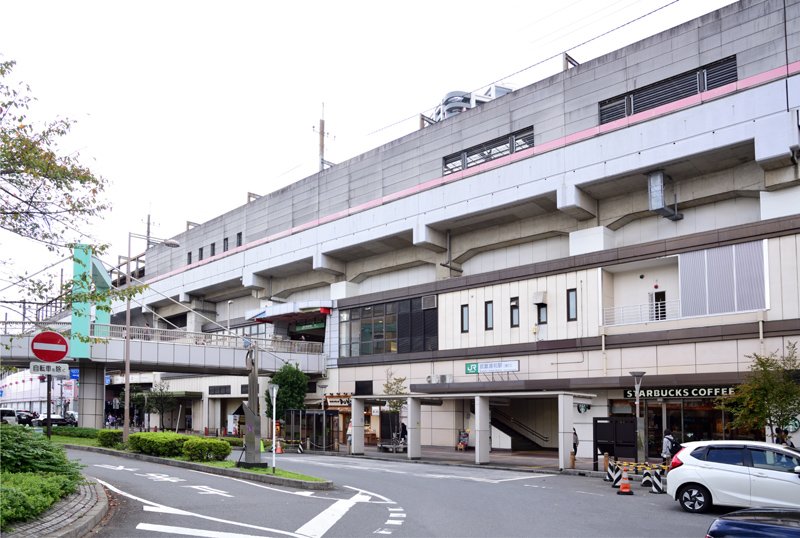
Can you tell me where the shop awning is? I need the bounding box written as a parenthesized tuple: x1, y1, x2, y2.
(248, 300, 334, 324)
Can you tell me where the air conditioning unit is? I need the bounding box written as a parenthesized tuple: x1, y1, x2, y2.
(439, 374, 453, 384)
(422, 295, 437, 310)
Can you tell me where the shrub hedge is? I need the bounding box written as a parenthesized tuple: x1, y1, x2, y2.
(0, 425, 83, 479)
(51, 426, 99, 438)
(97, 429, 123, 448)
(1, 472, 80, 530)
(182, 437, 232, 462)
(220, 437, 243, 447)
(129, 432, 189, 457)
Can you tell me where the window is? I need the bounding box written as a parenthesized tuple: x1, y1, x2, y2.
(354, 380, 373, 396)
(210, 242, 215, 256)
(749, 448, 800, 472)
(510, 297, 519, 327)
(198, 247, 204, 261)
(599, 56, 737, 124)
(209, 385, 231, 395)
(485, 301, 494, 330)
(338, 298, 431, 357)
(537, 304, 548, 325)
(705, 446, 745, 466)
(187, 252, 192, 265)
(567, 289, 577, 321)
(223, 237, 229, 252)
(443, 127, 534, 176)
(236, 232, 242, 247)
(461, 305, 469, 333)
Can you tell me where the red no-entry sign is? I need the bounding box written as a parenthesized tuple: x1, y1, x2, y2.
(30, 331, 69, 362)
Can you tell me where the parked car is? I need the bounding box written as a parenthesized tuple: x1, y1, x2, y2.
(15, 410, 36, 426)
(666, 440, 800, 513)
(0, 408, 18, 425)
(705, 508, 800, 537)
(32, 414, 76, 427)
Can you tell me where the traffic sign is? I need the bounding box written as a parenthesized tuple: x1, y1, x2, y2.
(30, 362, 70, 378)
(30, 331, 69, 362)
(70, 368, 80, 380)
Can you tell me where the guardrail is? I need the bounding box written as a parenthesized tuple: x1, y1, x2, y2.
(0, 322, 323, 354)
(602, 300, 681, 326)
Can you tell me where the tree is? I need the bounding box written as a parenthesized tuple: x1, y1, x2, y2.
(382, 368, 407, 413)
(1, 60, 108, 250)
(264, 363, 308, 421)
(146, 380, 177, 423)
(717, 342, 800, 442)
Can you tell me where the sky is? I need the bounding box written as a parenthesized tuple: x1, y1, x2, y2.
(0, 0, 735, 321)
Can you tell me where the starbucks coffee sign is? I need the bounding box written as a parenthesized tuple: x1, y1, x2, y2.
(623, 386, 736, 399)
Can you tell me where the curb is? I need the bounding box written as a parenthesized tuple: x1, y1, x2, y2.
(4, 478, 108, 538)
(65, 444, 333, 490)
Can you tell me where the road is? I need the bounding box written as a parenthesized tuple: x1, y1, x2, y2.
(69, 449, 724, 537)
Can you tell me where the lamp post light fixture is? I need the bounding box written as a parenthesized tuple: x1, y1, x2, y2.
(123, 232, 180, 443)
(629, 371, 646, 463)
(268, 383, 279, 472)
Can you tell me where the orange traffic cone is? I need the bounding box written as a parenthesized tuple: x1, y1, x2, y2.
(276, 440, 283, 454)
(617, 466, 634, 495)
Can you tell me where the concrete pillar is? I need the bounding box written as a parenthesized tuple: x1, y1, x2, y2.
(78, 362, 105, 429)
(475, 396, 490, 464)
(351, 398, 365, 455)
(407, 397, 421, 460)
(557, 394, 574, 470)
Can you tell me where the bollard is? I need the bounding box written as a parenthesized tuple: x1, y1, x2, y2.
(603, 454, 613, 482)
(611, 461, 622, 488)
(640, 467, 653, 488)
(650, 468, 666, 494)
(570, 450, 576, 469)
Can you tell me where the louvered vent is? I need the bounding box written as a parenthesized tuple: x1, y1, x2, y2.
(705, 56, 737, 89)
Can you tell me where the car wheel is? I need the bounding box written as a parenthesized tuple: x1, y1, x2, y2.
(677, 484, 712, 513)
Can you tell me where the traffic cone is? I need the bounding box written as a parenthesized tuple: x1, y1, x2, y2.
(617, 467, 634, 495)
(276, 440, 283, 454)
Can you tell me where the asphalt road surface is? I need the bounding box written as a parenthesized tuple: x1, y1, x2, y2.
(70, 449, 725, 537)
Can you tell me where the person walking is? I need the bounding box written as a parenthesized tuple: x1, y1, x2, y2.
(572, 427, 579, 455)
(662, 429, 676, 464)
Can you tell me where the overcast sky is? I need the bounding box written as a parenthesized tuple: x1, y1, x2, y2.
(1, 0, 735, 320)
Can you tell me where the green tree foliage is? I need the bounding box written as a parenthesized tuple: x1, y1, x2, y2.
(264, 363, 308, 420)
(717, 341, 800, 442)
(382, 368, 407, 413)
(147, 380, 178, 422)
(1, 60, 108, 250)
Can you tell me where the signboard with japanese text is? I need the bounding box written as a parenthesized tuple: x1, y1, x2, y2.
(30, 362, 69, 378)
(465, 360, 519, 374)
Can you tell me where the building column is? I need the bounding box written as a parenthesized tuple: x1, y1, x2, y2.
(407, 397, 421, 460)
(351, 398, 365, 455)
(557, 393, 574, 470)
(475, 396, 490, 464)
(78, 362, 105, 429)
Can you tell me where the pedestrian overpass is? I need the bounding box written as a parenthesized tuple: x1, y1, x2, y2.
(1, 322, 326, 429)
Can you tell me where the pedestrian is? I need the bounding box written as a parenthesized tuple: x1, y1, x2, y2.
(400, 422, 408, 441)
(775, 427, 786, 445)
(572, 427, 579, 455)
(346, 419, 353, 450)
(662, 429, 676, 464)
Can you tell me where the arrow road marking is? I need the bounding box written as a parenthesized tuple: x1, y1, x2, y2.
(295, 491, 371, 538)
(94, 464, 138, 471)
(182, 485, 233, 497)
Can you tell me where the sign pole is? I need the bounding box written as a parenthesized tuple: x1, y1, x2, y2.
(46, 374, 52, 439)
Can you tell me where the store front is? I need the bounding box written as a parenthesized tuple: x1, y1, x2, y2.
(610, 385, 764, 458)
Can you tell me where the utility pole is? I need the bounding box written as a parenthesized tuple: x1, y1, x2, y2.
(316, 103, 335, 171)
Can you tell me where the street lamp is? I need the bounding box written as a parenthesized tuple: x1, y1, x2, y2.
(123, 232, 180, 443)
(630, 371, 646, 463)
(268, 383, 279, 472)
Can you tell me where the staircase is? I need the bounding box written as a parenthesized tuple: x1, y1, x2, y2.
(490, 408, 550, 451)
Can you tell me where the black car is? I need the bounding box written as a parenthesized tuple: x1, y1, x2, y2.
(706, 508, 800, 538)
(15, 410, 36, 426)
(32, 414, 76, 427)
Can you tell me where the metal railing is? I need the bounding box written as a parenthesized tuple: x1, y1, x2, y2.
(491, 408, 550, 444)
(602, 300, 681, 326)
(0, 321, 323, 354)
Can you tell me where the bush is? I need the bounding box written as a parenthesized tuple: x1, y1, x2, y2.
(183, 438, 232, 462)
(0, 425, 82, 480)
(52, 426, 99, 438)
(1, 472, 79, 530)
(220, 437, 243, 447)
(97, 429, 123, 448)
(129, 432, 189, 457)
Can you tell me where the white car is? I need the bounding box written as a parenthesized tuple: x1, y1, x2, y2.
(666, 440, 800, 513)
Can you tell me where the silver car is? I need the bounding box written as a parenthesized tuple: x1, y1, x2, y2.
(666, 440, 800, 513)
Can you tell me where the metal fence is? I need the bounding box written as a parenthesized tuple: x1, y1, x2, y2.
(602, 300, 681, 326)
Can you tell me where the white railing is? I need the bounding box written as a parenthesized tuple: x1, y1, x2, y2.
(603, 300, 681, 326)
(0, 321, 323, 355)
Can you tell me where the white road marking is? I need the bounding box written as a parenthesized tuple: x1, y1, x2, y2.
(575, 491, 604, 497)
(95, 478, 305, 537)
(494, 474, 555, 482)
(137, 523, 267, 537)
(94, 464, 138, 471)
(182, 485, 233, 497)
(387, 508, 403, 512)
(374, 530, 393, 535)
(135, 472, 186, 482)
(343, 485, 395, 504)
(385, 520, 403, 526)
(388, 513, 406, 518)
(294, 492, 371, 538)
(188, 470, 316, 497)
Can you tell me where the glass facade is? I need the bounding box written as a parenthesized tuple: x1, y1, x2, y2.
(339, 297, 437, 357)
